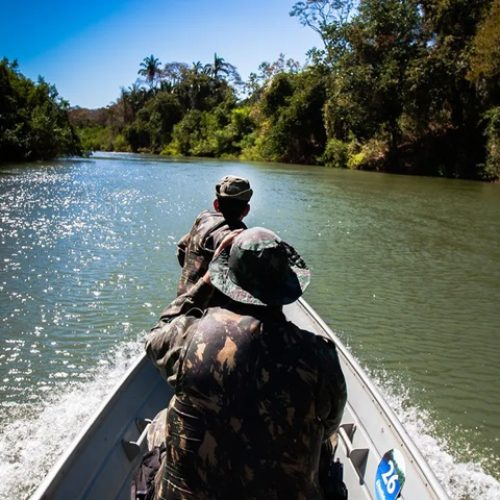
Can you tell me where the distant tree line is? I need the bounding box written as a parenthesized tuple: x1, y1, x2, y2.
(0, 58, 82, 163)
(3, 0, 499, 180)
(71, 0, 499, 181)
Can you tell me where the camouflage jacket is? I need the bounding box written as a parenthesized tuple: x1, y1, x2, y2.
(176, 210, 246, 296)
(146, 280, 347, 500)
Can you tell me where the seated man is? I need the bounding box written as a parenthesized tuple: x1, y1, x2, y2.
(147, 227, 347, 500)
(176, 175, 252, 296)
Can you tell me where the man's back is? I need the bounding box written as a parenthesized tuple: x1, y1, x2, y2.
(162, 304, 346, 499)
(149, 227, 347, 500)
(177, 210, 245, 295)
(176, 175, 253, 297)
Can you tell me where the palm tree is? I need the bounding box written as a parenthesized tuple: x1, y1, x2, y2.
(212, 53, 228, 80)
(192, 61, 204, 75)
(121, 82, 147, 119)
(204, 53, 234, 80)
(138, 55, 162, 89)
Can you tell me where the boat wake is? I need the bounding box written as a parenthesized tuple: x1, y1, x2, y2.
(0, 339, 144, 499)
(1, 340, 499, 499)
(371, 372, 500, 500)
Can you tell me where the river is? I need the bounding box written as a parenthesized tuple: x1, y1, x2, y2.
(0, 153, 499, 498)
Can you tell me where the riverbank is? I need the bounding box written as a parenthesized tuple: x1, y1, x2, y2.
(67, 0, 500, 182)
(0, 59, 82, 164)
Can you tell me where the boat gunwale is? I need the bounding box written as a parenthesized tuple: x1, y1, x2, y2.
(296, 298, 449, 498)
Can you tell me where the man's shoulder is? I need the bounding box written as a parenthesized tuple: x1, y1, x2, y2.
(194, 210, 222, 225)
(285, 321, 341, 359)
(191, 211, 223, 235)
(199, 307, 329, 348)
(199, 306, 243, 328)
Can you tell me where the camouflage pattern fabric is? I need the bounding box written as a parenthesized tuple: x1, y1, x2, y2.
(215, 175, 253, 201)
(147, 279, 214, 385)
(146, 280, 347, 500)
(176, 210, 246, 296)
(147, 408, 169, 450)
(209, 227, 311, 306)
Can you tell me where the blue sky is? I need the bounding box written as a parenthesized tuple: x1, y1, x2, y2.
(1, 0, 321, 109)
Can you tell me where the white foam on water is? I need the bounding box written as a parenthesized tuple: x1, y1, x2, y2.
(0, 338, 144, 499)
(372, 373, 500, 500)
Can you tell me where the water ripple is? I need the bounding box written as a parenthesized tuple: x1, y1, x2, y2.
(1, 156, 500, 497)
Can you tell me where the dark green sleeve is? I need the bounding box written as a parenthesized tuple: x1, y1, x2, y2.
(145, 279, 213, 385)
(176, 232, 190, 267)
(317, 337, 348, 438)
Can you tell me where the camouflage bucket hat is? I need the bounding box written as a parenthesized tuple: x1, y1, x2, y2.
(209, 227, 310, 306)
(215, 175, 253, 202)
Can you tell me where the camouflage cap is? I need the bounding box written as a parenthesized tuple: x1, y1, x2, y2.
(215, 175, 253, 202)
(209, 227, 310, 306)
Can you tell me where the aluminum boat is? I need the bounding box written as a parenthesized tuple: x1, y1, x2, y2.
(31, 298, 449, 499)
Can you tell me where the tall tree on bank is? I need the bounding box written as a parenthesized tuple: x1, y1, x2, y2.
(333, 0, 422, 146)
(138, 55, 162, 89)
(403, 0, 494, 178)
(290, 0, 356, 64)
(204, 53, 242, 86)
(466, 0, 500, 179)
(291, 0, 499, 179)
(0, 58, 82, 163)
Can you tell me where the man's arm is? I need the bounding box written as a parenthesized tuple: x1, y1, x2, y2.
(151, 229, 239, 384)
(176, 232, 190, 267)
(318, 338, 348, 438)
(176, 211, 208, 267)
(145, 277, 213, 385)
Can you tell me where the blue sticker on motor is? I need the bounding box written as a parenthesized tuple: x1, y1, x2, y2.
(375, 449, 406, 500)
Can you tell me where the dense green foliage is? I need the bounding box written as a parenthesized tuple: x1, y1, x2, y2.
(293, 0, 499, 178)
(69, 0, 499, 180)
(0, 58, 82, 163)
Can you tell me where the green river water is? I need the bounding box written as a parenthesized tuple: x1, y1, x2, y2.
(0, 153, 499, 498)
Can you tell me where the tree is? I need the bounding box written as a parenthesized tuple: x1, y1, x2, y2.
(251, 70, 327, 164)
(467, 0, 500, 101)
(138, 55, 162, 89)
(120, 82, 149, 121)
(244, 53, 302, 100)
(290, 0, 356, 64)
(403, 0, 492, 177)
(0, 58, 81, 162)
(335, 0, 422, 146)
(467, 0, 500, 180)
(204, 53, 242, 86)
(191, 61, 205, 75)
(162, 62, 189, 88)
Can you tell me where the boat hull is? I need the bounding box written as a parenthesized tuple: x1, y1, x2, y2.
(31, 299, 448, 499)
(32, 356, 171, 499)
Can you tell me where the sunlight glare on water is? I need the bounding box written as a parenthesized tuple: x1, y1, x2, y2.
(1, 154, 499, 498)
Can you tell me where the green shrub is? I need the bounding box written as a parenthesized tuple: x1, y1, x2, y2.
(322, 138, 349, 168)
(77, 126, 112, 151)
(480, 107, 500, 181)
(160, 141, 181, 156)
(113, 133, 130, 152)
(346, 137, 388, 170)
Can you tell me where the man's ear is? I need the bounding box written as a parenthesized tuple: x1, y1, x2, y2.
(243, 204, 250, 217)
(213, 199, 220, 212)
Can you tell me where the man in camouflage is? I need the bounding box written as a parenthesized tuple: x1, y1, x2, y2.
(176, 175, 253, 296)
(146, 227, 347, 499)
